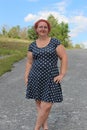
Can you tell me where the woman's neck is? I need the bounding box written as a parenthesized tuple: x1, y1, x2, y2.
(38, 36, 49, 41)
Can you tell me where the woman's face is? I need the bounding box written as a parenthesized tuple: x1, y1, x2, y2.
(36, 22, 49, 36)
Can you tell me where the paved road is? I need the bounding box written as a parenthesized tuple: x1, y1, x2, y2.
(0, 49, 87, 130)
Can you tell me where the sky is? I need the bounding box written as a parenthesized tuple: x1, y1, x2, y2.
(0, 0, 87, 48)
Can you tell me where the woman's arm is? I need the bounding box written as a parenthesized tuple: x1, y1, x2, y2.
(54, 44, 68, 83)
(24, 51, 33, 85)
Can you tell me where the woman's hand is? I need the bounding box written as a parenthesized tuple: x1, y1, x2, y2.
(54, 74, 64, 83)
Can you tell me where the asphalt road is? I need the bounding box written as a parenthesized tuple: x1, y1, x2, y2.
(0, 49, 87, 130)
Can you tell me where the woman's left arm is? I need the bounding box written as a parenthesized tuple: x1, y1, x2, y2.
(54, 44, 68, 83)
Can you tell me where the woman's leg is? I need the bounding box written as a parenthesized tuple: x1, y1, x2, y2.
(34, 101, 53, 130)
(35, 100, 48, 130)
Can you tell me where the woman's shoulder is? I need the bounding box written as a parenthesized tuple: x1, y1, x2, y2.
(30, 41, 35, 45)
(51, 37, 61, 46)
(28, 41, 36, 51)
(28, 41, 36, 47)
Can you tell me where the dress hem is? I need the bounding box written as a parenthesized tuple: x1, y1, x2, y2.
(25, 96, 63, 103)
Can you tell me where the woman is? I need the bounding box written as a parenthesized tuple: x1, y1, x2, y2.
(24, 19, 68, 130)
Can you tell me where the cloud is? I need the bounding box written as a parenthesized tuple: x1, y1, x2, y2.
(82, 41, 87, 48)
(24, 11, 68, 23)
(69, 15, 87, 37)
(53, 0, 68, 14)
(24, 14, 37, 22)
(24, 0, 69, 23)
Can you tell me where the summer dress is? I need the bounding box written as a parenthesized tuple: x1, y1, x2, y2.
(26, 38, 63, 103)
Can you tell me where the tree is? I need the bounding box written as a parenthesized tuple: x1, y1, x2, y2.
(47, 15, 58, 28)
(74, 44, 81, 49)
(47, 15, 70, 47)
(27, 26, 37, 40)
(19, 27, 28, 39)
(58, 22, 70, 47)
(47, 15, 60, 38)
(8, 25, 20, 38)
(1, 25, 8, 36)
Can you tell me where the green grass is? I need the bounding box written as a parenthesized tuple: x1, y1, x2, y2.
(0, 38, 31, 76)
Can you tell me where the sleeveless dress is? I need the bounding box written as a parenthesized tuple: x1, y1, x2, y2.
(26, 38, 63, 103)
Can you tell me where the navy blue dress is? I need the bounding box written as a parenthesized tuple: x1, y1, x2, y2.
(26, 38, 63, 103)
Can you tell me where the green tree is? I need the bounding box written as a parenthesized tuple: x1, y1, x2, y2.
(74, 44, 81, 49)
(58, 22, 70, 47)
(1, 25, 8, 36)
(47, 15, 58, 28)
(19, 27, 28, 39)
(27, 26, 37, 40)
(8, 25, 20, 38)
(47, 15, 60, 38)
(47, 15, 70, 47)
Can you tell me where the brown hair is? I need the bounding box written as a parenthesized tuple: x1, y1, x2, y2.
(34, 19, 51, 33)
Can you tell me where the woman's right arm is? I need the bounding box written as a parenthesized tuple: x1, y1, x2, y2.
(24, 51, 33, 86)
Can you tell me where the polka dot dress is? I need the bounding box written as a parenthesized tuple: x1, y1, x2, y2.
(26, 38, 63, 103)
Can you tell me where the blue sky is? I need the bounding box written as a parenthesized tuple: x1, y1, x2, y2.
(0, 0, 87, 48)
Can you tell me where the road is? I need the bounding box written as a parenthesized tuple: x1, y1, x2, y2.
(0, 49, 87, 130)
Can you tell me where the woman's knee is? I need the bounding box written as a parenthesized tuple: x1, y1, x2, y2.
(41, 102, 53, 112)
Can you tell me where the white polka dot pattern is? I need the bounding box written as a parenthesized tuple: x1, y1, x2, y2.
(26, 38, 63, 103)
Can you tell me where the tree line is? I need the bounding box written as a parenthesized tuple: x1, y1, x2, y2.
(0, 15, 82, 48)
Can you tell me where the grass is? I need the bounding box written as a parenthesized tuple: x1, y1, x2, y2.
(0, 37, 31, 76)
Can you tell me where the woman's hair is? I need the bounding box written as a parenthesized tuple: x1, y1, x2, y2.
(34, 19, 51, 33)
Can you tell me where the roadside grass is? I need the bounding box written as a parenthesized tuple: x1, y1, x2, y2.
(0, 38, 31, 76)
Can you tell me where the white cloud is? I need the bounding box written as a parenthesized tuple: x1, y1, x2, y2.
(38, 11, 68, 23)
(53, 1, 67, 14)
(24, 14, 37, 22)
(82, 41, 87, 48)
(24, 11, 68, 23)
(69, 15, 87, 37)
(24, 1, 69, 24)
